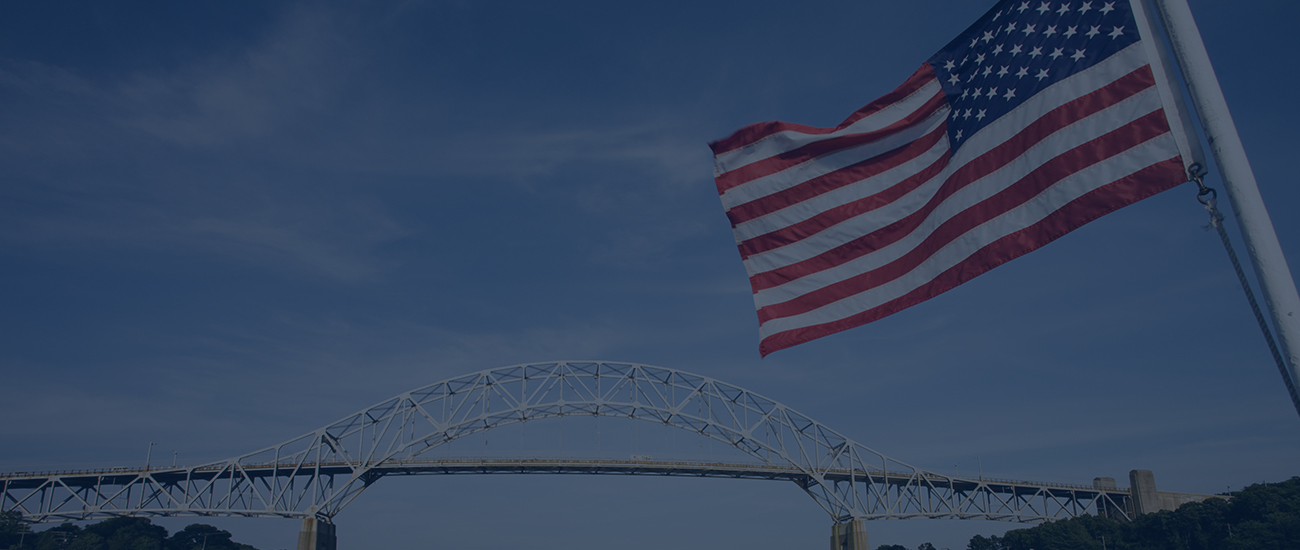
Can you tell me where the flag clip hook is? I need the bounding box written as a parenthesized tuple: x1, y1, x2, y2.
(1189, 163, 1215, 205)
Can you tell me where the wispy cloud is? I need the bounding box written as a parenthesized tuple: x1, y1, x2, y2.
(0, 3, 717, 283)
(115, 6, 359, 148)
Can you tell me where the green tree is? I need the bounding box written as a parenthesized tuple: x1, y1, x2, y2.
(966, 534, 1004, 550)
(65, 532, 103, 550)
(33, 523, 80, 550)
(82, 517, 165, 550)
(0, 511, 32, 549)
(165, 525, 253, 550)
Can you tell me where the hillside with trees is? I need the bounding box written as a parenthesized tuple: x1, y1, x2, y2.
(0, 514, 260, 550)
(963, 477, 1300, 550)
(871, 477, 1298, 550)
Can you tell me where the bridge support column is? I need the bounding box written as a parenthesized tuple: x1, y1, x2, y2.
(829, 520, 867, 550)
(297, 517, 337, 550)
(1129, 469, 1161, 516)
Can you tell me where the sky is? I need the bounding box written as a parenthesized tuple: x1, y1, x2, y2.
(1, 1, 1297, 549)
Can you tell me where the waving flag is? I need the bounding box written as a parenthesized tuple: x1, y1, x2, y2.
(712, 0, 1196, 356)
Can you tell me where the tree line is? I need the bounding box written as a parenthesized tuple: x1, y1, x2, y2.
(875, 476, 1299, 550)
(0, 513, 260, 550)
(4, 476, 1296, 549)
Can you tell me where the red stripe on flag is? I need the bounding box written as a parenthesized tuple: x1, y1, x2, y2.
(726, 124, 949, 228)
(737, 151, 950, 260)
(714, 90, 946, 195)
(757, 157, 1187, 355)
(753, 108, 1174, 317)
(746, 67, 1159, 292)
(710, 64, 938, 157)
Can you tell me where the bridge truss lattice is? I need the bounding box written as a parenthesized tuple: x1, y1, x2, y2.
(2, 361, 1132, 524)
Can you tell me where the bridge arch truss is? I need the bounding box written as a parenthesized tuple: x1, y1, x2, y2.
(2, 361, 1132, 524)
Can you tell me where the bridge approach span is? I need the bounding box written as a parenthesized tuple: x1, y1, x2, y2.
(3, 361, 1138, 524)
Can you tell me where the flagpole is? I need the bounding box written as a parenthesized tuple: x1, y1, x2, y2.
(1149, 0, 1300, 418)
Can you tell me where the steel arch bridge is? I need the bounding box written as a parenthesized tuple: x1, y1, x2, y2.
(2, 361, 1135, 525)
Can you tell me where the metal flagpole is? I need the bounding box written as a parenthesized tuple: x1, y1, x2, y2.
(1148, 0, 1300, 419)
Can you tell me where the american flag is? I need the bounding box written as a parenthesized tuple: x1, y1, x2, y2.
(711, 0, 1191, 356)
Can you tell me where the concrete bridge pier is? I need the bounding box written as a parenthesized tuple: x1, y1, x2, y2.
(1128, 469, 1222, 515)
(830, 519, 868, 550)
(297, 517, 337, 550)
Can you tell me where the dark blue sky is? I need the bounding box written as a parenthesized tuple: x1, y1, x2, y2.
(2, 1, 1297, 548)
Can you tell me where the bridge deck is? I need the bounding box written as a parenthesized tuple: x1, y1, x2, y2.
(0, 457, 1132, 498)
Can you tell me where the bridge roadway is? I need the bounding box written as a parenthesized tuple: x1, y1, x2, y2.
(0, 457, 1134, 523)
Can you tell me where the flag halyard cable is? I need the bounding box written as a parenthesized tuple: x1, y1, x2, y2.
(1192, 163, 1300, 418)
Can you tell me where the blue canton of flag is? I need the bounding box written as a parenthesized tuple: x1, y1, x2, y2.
(933, 1, 1140, 148)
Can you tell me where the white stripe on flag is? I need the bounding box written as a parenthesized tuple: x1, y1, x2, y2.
(719, 107, 948, 211)
(758, 133, 1181, 339)
(732, 136, 950, 243)
(745, 82, 1166, 297)
(712, 79, 945, 175)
